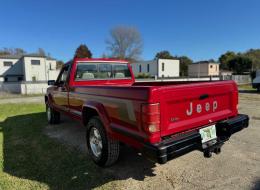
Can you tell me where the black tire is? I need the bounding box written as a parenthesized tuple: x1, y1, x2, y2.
(257, 86, 260, 92)
(46, 104, 60, 124)
(86, 116, 119, 167)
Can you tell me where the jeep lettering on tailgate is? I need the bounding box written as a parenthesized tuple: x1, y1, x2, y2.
(186, 101, 218, 116)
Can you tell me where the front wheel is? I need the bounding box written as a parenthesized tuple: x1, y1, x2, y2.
(86, 116, 119, 167)
(46, 104, 60, 124)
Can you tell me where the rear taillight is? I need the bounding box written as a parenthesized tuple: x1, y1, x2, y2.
(141, 103, 160, 133)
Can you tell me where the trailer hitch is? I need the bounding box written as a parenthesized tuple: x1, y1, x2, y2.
(203, 144, 222, 158)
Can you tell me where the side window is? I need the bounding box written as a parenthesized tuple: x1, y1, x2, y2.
(56, 65, 69, 85)
(162, 62, 165, 71)
(31, 60, 40, 65)
(32, 76, 36, 81)
(3, 61, 13, 67)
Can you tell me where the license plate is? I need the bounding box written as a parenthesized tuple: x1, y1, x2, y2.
(199, 125, 217, 143)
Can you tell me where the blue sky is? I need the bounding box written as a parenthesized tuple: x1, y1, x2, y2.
(0, 0, 260, 62)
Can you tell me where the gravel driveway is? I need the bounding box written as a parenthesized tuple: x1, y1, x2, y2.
(45, 93, 260, 190)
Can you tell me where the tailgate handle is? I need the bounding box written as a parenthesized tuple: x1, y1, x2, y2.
(199, 94, 209, 100)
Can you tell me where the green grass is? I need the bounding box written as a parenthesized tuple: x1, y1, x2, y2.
(238, 84, 256, 91)
(0, 103, 116, 190)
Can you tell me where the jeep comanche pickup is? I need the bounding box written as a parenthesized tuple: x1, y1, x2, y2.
(45, 58, 249, 167)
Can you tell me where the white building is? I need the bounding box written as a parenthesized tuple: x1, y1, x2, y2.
(131, 58, 180, 78)
(188, 61, 220, 77)
(0, 54, 60, 82)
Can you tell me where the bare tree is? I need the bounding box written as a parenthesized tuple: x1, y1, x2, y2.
(106, 26, 143, 61)
(38, 48, 46, 56)
(0, 47, 26, 56)
(14, 48, 27, 55)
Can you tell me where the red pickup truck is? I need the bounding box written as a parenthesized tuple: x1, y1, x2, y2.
(45, 58, 249, 167)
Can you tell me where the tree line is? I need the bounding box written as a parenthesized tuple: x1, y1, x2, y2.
(0, 47, 50, 57)
(219, 49, 260, 75)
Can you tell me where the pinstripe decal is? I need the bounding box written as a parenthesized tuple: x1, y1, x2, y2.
(69, 92, 137, 122)
(70, 109, 82, 116)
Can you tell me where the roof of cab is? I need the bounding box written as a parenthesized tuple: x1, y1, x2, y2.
(64, 58, 129, 67)
(74, 58, 128, 63)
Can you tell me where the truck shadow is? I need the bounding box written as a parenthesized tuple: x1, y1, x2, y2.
(238, 89, 259, 94)
(1, 112, 156, 190)
(252, 178, 260, 190)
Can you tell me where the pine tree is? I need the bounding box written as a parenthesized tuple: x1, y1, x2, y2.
(74, 44, 92, 59)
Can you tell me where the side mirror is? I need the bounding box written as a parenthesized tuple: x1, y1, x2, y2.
(48, 80, 56, 86)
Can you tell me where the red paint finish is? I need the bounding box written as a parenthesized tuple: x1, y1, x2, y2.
(46, 58, 239, 149)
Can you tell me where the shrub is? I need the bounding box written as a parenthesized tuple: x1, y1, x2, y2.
(136, 73, 151, 79)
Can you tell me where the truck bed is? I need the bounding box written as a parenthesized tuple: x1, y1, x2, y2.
(70, 80, 237, 139)
(133, 80, 216, 86)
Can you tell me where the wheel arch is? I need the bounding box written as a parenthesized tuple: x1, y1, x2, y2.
(82, 101, 111, 131)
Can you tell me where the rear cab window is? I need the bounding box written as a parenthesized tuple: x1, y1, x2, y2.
(75, 62, 131, 80)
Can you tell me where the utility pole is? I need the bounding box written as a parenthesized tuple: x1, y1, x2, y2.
(198, 62, 200, 78)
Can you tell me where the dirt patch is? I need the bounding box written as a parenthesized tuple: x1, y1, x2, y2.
(44, 117, 87, 152)
(44, 94, 260, 190)
(252, 116, 260, 120)
(239, 92, 260, 101)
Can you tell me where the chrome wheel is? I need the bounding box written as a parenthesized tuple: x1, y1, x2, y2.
(47, 106, 51, 122)
(89, 127, 103, 158)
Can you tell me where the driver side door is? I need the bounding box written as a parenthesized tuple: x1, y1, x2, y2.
(52, 64, 70, 112)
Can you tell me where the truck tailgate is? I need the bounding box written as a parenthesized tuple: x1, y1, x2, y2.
(159, 81, 238, 137)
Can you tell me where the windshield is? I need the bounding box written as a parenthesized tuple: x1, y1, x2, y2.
(75, 62, 131, 80)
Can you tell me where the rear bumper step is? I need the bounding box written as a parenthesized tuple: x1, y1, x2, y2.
(142, 114, 249, 164)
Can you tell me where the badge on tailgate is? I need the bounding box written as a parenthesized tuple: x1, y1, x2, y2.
(186, 101, 218, 116)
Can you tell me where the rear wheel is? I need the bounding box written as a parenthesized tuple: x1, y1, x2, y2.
(86, 116, 119, 167)
(257, 86, 260, 92)
(46, 104, 60, 124)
